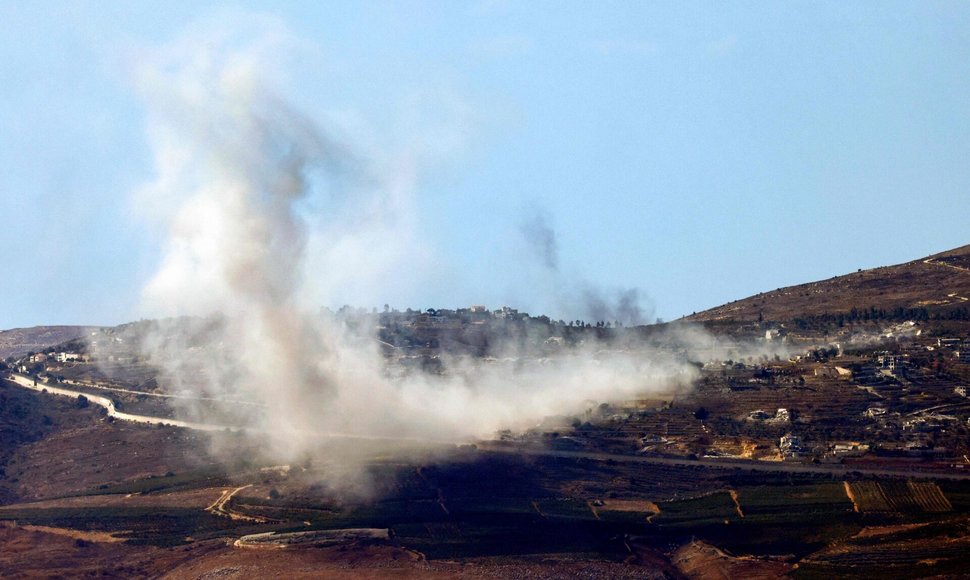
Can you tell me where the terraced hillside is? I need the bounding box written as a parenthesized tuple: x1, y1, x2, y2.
(686, 244, 970, 324)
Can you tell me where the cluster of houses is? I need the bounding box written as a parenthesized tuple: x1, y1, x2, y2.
(932, 337, 970, 363)
(727, 326, 970, 464)
(383, 305, 535, 329)
(14, 350, 87, 374)
(778, 432, 871, 461)
(25, 351, 85, 363)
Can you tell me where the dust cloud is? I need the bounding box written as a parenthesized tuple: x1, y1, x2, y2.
(122, 16, 706, 490)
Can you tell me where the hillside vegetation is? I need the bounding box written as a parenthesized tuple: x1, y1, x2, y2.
(687, 244, 970, 324)
(0, 326, 95, 360)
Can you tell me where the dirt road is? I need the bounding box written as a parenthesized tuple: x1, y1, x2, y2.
(924, 258, 970, 275)
(205, 484, 270, 522)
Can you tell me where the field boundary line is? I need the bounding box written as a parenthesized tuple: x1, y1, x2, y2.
(729, 489, 744, 518)
(843, 481, 860, 513)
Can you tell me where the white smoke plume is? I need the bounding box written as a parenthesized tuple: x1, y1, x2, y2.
(124, 16, 701, 490)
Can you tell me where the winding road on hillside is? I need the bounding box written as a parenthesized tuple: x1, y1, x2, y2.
(920, 259, 970, 304)
(3, 372, 452, 444)
(5, 373, 235, 432)
(8, 372, 970, 482)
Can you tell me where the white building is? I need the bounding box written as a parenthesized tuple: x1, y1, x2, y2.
(779, 433, 801, 457)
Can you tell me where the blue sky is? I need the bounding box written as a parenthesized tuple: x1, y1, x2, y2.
(2, 1, 969, 328)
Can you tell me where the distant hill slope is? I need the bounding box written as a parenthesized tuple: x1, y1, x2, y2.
(686, 244, 970, 324)
(0, 326, 96, 360)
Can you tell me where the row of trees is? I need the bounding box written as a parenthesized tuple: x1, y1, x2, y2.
(793, 306, 970, 330)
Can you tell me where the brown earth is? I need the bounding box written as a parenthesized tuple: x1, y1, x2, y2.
(0, 379, 108, 504)
(687, 244, 970, 323)
(0, 487, 222, 511)
(798, 517, 970, 575)
(5, 420, 214, 502)
(0, 524, 223, 578)
(0, 521, 125, 543)
(163, 545, 671, 579)
(161, 543, 444, 579)
(671, 540, 792, 579)
(0, 523, 669, 579)
(851, 522, 932, 539)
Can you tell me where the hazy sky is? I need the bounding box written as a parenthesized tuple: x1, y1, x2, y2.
(2, 1, 969, 329)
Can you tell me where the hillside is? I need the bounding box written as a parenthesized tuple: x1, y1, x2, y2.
(0, 379, 105, 504)
(0, 326, 96, 360)
(686, 244, 970, 324)
(3, 252, 970, 576)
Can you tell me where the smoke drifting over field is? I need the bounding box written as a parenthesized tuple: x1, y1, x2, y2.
(125, 17, 705, 490)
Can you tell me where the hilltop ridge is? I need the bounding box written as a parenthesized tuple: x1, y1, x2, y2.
(686, 244, 970, 324)
(0, 326, 96, 360)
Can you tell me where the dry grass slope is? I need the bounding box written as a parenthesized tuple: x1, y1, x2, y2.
(687, 244, 970, 323)
(0, 326, 95, 359)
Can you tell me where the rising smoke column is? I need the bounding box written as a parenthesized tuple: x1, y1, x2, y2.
(518, 210, 653, 326)
(129, 18, 356, 455)
(128, 17, 698, 478)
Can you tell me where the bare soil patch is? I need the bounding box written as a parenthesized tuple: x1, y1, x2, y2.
(671, 540, 791, 579)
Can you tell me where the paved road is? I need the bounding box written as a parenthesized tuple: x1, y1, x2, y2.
(4, 373, 450, 444)
(5, 373, 236, 432)
(480, 443, 970, 481)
